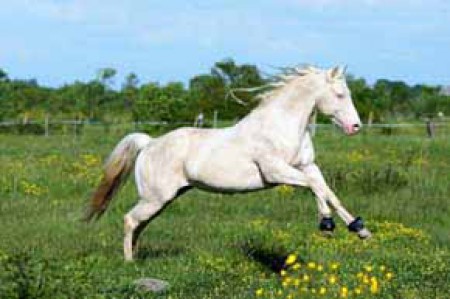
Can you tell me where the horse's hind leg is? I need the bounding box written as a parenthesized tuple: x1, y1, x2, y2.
(124, 198, 165, 261)
(123, 183, 190, 261)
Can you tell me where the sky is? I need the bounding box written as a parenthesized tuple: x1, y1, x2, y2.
(1, 0, 450, 87)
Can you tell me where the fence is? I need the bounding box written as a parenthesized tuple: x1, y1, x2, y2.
(0, 119, 449, 138)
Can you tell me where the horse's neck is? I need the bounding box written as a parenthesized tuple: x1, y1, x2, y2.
(239, 86, 316, 139)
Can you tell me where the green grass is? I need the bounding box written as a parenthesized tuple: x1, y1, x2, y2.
(0, 130, 449, 298)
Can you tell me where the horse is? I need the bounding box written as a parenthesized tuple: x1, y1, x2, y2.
(85, 65, 372, 261)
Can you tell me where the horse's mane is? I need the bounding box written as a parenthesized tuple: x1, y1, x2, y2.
(228, 65, 322, 106)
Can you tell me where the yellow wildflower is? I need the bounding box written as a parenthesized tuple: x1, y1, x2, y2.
(303, 274, 310, 282)
(292, 263, 301, 270)
(278, 184, 294, 195)
(341, 286, 349, 298)
(285, 254, 297, 266)
(317, 264, 324, 271)
(354, 287, 362, 295)
(280, 270, 287, 277)
(364, 265, 373, 272)
(380, 265, 386, 272)
(319, 287, 327, 295)
(255, 288, 263, 296)
(330, 262, 340, 270)
(370, 277, 379, 294)
(386, 272, 394, 280)
(307, 261, 316, 269)
(282, 277, 292, 287)
(328, 275, 337, 284)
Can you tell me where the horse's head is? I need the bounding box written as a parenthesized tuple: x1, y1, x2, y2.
(316, 66, 362, 135)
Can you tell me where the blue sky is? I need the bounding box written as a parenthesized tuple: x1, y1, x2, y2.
(1, 0, 449, 87)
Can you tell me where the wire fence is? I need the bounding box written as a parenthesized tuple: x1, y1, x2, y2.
(0, 118, 449, 138)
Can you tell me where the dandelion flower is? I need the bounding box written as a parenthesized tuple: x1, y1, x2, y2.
(280, 270, 287, 277)
(331, 262, 340, 270)
(303, 274, 310, 282)
(341, 286, 349, 298)
(354, 287, 362, 295)
(380, 265, 386, 272)
(319, 287, 327, 295)
(292, 263, 301, 270)
(356, 272, 364, 279)
(255, 288, 263, 296)
(328, 275, 337, 284)
(364, 265, 373, 272)
(386, 272, 394, 280)
(282, 277, 292, 287)
(307, 261, 316, 269)
(370, 277, 379, 294)
(285, 254, 297, 266)
(317, 264, 324, 271)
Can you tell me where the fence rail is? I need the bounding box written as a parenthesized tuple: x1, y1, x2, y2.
(0, 119, 449, 138)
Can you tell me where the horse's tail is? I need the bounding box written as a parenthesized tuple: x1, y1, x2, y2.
(84, 133, 153, 222)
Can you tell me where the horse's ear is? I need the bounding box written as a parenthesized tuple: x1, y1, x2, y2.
(327, 66, 345, 80)
(327, 66, 339, 81)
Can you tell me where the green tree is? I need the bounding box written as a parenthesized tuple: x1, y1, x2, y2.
(121, 72, 139, 112)
(97, 68, 117, 89)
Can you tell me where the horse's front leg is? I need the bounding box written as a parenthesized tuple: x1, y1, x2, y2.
(301, 163, 372, 239)
(256, 157, 335, 234)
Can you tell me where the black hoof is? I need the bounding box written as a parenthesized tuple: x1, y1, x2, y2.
(319, 217, 336, 232)
(348, 216, 365, 233)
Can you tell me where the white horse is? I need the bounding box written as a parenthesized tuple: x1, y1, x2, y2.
(85, 65, 372, 261)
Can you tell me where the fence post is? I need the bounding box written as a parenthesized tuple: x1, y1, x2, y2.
(44, 114, 49, 137)
(73, 119, 78, 138)
(213, 110, 218, 128)
(426, 119, 435, 138)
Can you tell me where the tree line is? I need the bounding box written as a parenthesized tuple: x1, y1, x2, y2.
(0, 59, 448, 124)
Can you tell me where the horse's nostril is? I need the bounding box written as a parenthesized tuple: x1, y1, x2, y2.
(352, 124, 361, 131)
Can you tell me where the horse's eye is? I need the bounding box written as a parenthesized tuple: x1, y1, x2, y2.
(337, 93, 345, 99)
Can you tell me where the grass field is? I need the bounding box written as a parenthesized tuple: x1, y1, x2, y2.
(0, 128, 449, 298)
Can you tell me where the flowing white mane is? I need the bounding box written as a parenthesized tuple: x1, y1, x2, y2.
(228, 65, 323, 106)
(257, 65, 322, 102)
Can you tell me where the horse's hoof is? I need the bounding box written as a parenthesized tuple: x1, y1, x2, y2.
(348, 216, 372, 239)
(319, 217, 336, 233)
(348, 216, 364, 232)
(357, 228, 372, 239)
